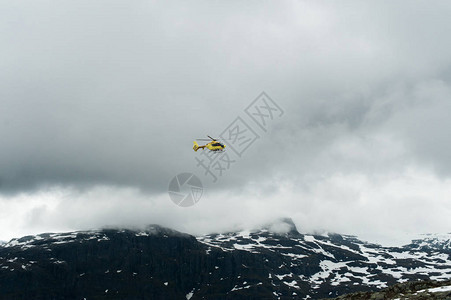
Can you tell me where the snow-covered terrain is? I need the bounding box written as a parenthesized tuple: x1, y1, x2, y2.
(0, 220, 450, 299)
(197, 228, 451, 294)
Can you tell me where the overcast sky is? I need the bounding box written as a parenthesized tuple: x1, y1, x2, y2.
(1, 1, 451, 245)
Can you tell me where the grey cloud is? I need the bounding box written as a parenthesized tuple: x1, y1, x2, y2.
(2, 1, 451, 242)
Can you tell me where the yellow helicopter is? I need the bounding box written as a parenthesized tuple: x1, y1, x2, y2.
(193, 136, 226, 152)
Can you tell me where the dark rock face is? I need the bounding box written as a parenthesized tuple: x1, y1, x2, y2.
(0, 226, 207, 300)
(0, 222, 450, 299)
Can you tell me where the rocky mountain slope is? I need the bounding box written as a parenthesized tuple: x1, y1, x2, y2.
(329, 279, 451, 299)
(0, 219, 450, 299)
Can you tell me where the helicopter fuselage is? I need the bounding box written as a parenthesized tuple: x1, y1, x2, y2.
(193, 140, 226, 152)
(205, 141, 225, 151)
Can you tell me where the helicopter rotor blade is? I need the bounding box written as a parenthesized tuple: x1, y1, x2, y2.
(207, 135, 221, 141)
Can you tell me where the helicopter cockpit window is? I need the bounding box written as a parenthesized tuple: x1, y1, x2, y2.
(212, 143, 222, 147)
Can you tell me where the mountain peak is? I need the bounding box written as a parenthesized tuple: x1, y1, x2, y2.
(144, 224, 192, 238)
(408, 233, 451, 251)
(264, 217, 299, 235)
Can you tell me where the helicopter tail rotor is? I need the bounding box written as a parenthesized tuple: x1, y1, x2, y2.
(193, 141, 199, 152)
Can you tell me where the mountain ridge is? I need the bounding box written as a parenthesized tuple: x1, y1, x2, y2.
(1, 220, 450, 299)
